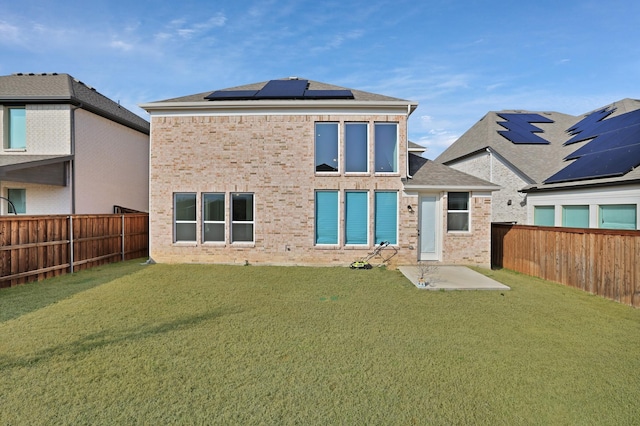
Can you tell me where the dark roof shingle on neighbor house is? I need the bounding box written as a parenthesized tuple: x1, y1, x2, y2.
(407, 153, 499, 190)
(0, 73, 149, 134)
(436, 98, 640, 191)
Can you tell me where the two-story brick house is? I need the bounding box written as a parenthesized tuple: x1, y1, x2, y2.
(141, 78, 498, 267)
(0, 73, 149, 214)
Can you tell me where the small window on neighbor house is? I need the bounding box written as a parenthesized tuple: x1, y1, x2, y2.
(315, 123, 339, 172)
(315, 191, 338, 245)
(534, 206, 555, 226)
(174, 193, 196, 242)
(375, 191, 397, 244)
(345, 191, 368, 245)
(447, 192, 469, 231)
(599, 204, 636, 230)
(7, 107, 26, 149)
(374, 123, 398, 173)
(562, 205, 589, 228)
(345, 123, 368, 173)
(203, 193, 225, 242)
(231, 193, 254, 242)
(7, 188, 26, 214)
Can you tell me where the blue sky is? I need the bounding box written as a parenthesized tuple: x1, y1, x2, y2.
(2, 0, 639, 158)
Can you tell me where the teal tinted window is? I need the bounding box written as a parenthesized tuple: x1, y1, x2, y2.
(534, 206, 555, 226)
(562, 205, 589, 228)
(7, 188, 26, 214)
(8, 108, 26, 149)
(315, 191, 338, 244)
(375, 191, 397, 244)
(345, 191, 368, 245)
(599, 204, 636, 230)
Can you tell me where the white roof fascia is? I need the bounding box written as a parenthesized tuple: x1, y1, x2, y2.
(140, 100, 418, 117)
(403, 184, 501, 192)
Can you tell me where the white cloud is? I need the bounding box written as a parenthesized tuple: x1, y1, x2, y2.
(110, 39, 134, 52)
(0, 20, 20, 43)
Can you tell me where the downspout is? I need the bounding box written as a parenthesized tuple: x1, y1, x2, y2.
(406, 104, 413, 179)
(486, 147, 493, 182)
(70, 104, 82, 214)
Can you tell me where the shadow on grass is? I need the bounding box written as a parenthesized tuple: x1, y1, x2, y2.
(0, 307, 240, 371)
(0, 259, 149, 323)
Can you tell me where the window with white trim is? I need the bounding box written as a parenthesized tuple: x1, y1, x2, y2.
(203, 193, 225, 242)
(231, 193, 254, 242)
(534, 206, 555, 227)
(345, 191, 368, 245)
(174, 193, 196, 242)
(447, 192, 469, 231)
(315, 191, 339, 245)
(345, 123, 368, 173)
(6, 107, 26, 150)
(375, 191, 397, 244)
(599, 204, 636, 230)
(7, 188, 26, 214)
(315, 123, 339, 172)
(374, 123, 398, 173)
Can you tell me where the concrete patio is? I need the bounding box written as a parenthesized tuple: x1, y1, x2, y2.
(398, 265, 510, 291)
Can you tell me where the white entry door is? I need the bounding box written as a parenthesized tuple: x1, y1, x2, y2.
(419, 195, 440, 260)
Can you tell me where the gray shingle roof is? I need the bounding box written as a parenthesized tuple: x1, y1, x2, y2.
(435, 98, 640, 190)
(152, 78, 415, 104)
(0, 73, 149, 134)
(407, 153, 499, 189)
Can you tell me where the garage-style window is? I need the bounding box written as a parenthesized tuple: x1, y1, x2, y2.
(534, 206, 555, 227)
(174, 193, 196, 242)
(447, 192, 469, 231)
(599, 204, 636, 230)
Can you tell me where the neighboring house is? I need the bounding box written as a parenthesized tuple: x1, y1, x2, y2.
(141, 77, 498, 267)
(0, 73, 150, 215)
(436, 98, 640, 230)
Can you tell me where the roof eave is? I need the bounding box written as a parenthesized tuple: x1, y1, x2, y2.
(140, 99, 418, 114)
(403, 184, 501, 191)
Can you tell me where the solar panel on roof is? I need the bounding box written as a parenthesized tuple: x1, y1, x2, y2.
(255, 79, 308, 98)
(204, 90, 259, 100)
(303, 89, 354, 99)
(564, 124, 640, 160)
(545, 142, 640, 183)
(496, 113, 554, 144)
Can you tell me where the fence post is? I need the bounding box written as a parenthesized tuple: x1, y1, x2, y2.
(69, 215, 74, 273)
(121, 214, 125, 262)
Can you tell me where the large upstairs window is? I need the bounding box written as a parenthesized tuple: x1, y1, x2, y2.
(374, 123, 398, 173)
(6, 107, 26, 149)
(315, 123, 339, 172)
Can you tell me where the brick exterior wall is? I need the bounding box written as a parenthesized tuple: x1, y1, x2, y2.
(441, 192, 492, 267)
(149, 113, 423, 267)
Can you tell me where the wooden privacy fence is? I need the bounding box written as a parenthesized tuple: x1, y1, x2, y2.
(492, 223, 640, 308)
(0, 213, 148, 288)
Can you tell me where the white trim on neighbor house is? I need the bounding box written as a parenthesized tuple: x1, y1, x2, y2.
(526, 184, 640, 229)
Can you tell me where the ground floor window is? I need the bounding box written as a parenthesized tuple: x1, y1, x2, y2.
(203, 193, 225, 242)
(345, 191, 368, 245)
(599, 204, 636, 230)
(174, 193, 196, 242)
(375, 191, 397, 244)
(7, 188, 26, 214)
(534, 205, 555, 226)
(231, 193, 254, 242)
(562, 205, 589, 228)
(315, 191, 339, 244)
(447, 192, 469, 231)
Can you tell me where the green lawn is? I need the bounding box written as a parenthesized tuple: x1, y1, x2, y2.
(1, 261, 639, 424)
